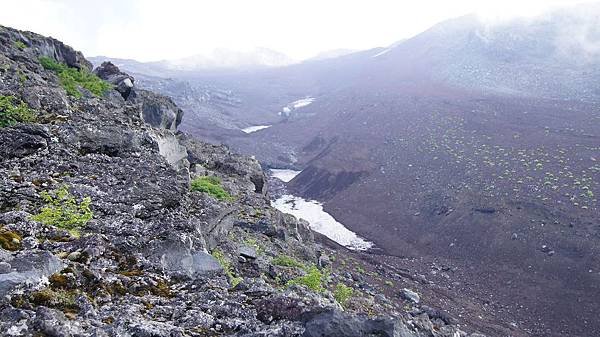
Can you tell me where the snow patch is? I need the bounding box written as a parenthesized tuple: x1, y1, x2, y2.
(291, 97, 315, 108)
(279, 97, 315, 116)
(272, 194, 374, 251)
(372, 48, 392, 58)
(270, 169, 301, 183)
(241, 125, 272, 133)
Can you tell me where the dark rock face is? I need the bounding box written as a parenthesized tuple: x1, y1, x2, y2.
(302, 310, 398, 337)
(0, 124, 49, 159)
(129, 89, 184, 131)
(0, 27, 91, 71)
(0, 25, 476, 337)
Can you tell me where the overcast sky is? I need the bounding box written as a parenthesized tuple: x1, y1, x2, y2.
(0, 0, 596, 61)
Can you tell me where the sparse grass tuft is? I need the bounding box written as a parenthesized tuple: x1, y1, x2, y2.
(333, 282, 354, 307)
(287, 266, 326, 292)
(39, 56, 111, 98)
(0, 95, 36, 127)
(212, 249, 242, 287)
(190, 176, 233, 201)
(31, 185, 93, 237)
(272, 255, 305, 269)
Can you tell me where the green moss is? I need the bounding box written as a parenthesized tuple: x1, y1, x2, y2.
(287, 266, 326, 292)
(39, 56, 111, 98)
(272, 255, 305, 269)
(212, 249, 242, 287)
(333, 282, 354, 307)
(48, 273, 69, 289)
(0, 226, 22, 251)
(31, 185, 93, 235)
(150, 279, 172, 297)
(119, 269, 144, 277)
(30, 288, 79, 313)
(0, 95, 36, 127)
(191, 176, 233, 201)
(14, 40, 26, 50)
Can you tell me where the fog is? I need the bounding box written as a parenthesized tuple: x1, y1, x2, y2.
(0, 0, 597, 62)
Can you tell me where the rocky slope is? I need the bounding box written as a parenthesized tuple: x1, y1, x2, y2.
(0, 26, 485, 336)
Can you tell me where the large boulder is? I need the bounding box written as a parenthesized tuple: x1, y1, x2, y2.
(0, 124, 49, 160)
(302, 310, 416, 337)
(0, 251, 63, 297)
(129, 89, 183, 131)
(93, 61, 135, 99)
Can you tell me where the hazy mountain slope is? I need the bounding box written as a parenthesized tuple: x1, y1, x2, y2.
(223, 6, 600, 336)
(86, 5, 600, 335)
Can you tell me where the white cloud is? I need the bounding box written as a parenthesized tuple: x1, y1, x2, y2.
(0, 0, 597, 61)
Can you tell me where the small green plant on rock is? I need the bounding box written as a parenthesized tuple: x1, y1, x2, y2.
(333, 282, 354, 308)
(39, 56, 111, 98)
(272, 254, 305, 269)
(244, 237, 264, 255)
(14, 40, 26, 50)
(287, 266, 326, 292)
(31, 185, 93, 237)
(190, 176, 233, 201)
(212, 249, 242, 287)
(0, 95, 36, 127)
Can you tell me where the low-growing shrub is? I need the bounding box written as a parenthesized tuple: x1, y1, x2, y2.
(333, 282, 354, 307)
(14, 40, 26, 50)
(287, 266, 326, 292)
(190, 176, 233, 201)
(31, 185, 93, 237)
(39, 56, 111, 98)
(212, 249, 242, 287)
(0, 95, 36, 127)
(272, 255, 305, 269)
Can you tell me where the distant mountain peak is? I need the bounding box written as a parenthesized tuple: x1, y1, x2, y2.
(163, 47, 295, 70)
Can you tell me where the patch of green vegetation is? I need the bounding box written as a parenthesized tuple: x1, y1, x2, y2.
(287, 266, 326, 292)
(17, 69, 27, 85)
(14, 40, 26, 50)
(31, 185, 93, 237)
(244, 237, 264, 255)
(212, 249, 242, 287)
(190, 176, 233, 201)
(355, 266, 365, 274)
(0, 95, 36, 127)
(333, 283, 354, 307)
(0, 226, 22, 251)
(39, 56, 111, 98)
(272, 254, 305, 269)
(30, 288, 79, 313)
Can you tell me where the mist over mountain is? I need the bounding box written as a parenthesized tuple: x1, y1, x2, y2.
(162, 47, 295, 70)
(308, 48, 358, 61)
